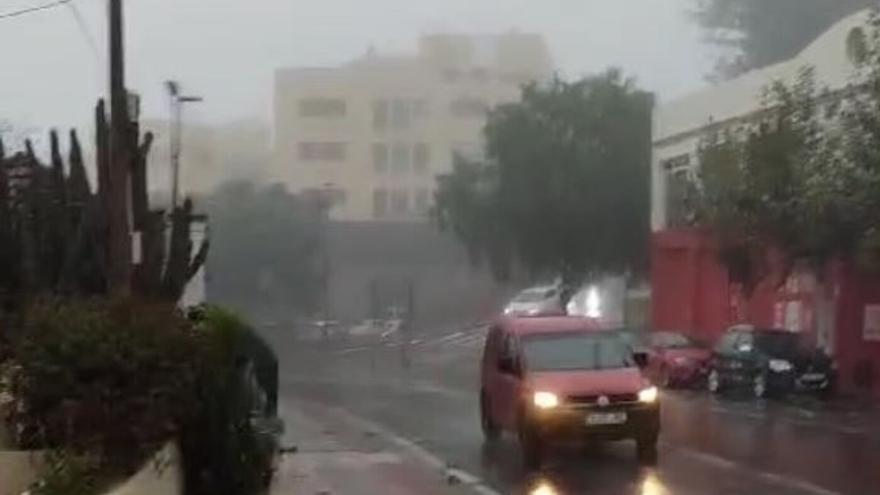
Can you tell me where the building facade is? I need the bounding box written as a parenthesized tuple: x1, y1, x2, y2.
(272, 33, 553, 222)
(650, 11, 880, 398)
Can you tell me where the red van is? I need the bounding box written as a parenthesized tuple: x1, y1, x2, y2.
(479, 316, 660, 468)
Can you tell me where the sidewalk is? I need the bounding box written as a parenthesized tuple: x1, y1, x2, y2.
(271, 400, 486, 495)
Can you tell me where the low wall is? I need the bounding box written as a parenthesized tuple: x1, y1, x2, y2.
(0, 443, 180, 495)
(0, 451, 42, 495)
(106, 443, 182, 495)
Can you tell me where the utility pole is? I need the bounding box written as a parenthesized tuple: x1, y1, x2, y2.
(165, 81, 202, 209)
(107, 0, 132, 294)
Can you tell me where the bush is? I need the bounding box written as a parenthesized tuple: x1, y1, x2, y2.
(7, 298, 200, 467)
(2, 298, 278, 495)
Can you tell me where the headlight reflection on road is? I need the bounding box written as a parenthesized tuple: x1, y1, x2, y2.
(530, 481, 559, 495)
(641, 472, 669, 495)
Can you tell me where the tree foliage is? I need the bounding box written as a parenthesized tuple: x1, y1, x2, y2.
(694, 13, 880, 290)
(434, 71, 653, 286)
(202, 181, 322, 319)
(693, 0, 873, 79)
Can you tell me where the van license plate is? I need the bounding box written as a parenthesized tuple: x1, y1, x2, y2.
(586, 412, 627, 426)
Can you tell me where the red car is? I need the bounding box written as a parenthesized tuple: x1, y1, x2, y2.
(479, 316, 660, 469)
(644, 331, 712, 388)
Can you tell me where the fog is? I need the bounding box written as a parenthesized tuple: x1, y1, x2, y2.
(0, 0, 711, 133)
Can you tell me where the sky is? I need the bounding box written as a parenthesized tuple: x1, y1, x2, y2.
(0, 0, 714, 137)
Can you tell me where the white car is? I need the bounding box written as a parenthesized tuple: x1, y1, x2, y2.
(503, 285, 564, 316)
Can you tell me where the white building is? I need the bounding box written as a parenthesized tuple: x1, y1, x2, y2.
(652, 10, 870, 232)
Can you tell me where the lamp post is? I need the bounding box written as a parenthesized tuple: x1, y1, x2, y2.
(165, 80, 203, 209)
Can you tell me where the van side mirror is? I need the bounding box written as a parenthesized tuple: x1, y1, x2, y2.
(633, 351, 649, 369)
(498, 356, 521, 377)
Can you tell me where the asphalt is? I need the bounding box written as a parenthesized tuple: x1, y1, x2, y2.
(266, 327, 880, 495)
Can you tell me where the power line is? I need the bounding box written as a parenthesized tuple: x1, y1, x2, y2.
(0, 0, 73, 21)
(65, 1, 99, 57)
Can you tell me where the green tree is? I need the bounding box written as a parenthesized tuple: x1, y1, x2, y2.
(694, 12, 880, 292)
(434, 71, 653, 289)
(693, 0, 872, 79)
(202, 181, 322, 320)
(695, 68, 831, 291)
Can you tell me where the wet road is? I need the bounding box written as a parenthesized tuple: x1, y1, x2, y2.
(267, 328, 880, 495)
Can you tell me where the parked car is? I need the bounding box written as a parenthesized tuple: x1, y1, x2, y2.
(707, 325, 835, 399)
(503, 285, 564, 317)
(480, 316, 660, 469)
(644, 331, 712, 388)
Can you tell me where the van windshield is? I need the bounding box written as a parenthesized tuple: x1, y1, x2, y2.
(522, 333, 635, 372)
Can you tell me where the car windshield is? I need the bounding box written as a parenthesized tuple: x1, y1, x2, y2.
(522, 332, 635, 371)
(755, 332, 803, 357)
(513, 289, 555, 303)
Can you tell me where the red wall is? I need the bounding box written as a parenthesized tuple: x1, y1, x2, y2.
(651, 230, 880, 399)
(832, 262, 880, 398)
(651, 229, 730, 344)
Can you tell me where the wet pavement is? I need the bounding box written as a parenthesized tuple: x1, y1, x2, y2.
(266, 328, 880, 495)
(272, 399, 479, 495)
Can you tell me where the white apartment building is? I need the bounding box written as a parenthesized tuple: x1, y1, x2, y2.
(272, 33, 553, 222)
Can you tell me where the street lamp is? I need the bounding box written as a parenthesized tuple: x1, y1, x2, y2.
(165, 80, 203, 209)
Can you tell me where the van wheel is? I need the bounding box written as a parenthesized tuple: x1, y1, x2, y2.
(519, 422, 543, 470)
(480, 392, 500, 442)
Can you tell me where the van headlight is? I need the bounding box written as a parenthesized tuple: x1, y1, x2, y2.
(769, 359, 793, 373)
(638, 386, 659, 404)
(533, 391, 560, 409)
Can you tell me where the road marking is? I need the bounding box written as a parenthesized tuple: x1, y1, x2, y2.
(335, 346, 371, 355)
(670, 443, 841, 495)
(318, 403, 502, 495)
(433, 331, 466, 344)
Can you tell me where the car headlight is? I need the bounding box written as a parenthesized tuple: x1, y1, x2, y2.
(533, 391, 559, 409)
(638, 386, 659, 404)
(769, 359, 793, 373)
(530, 482, 559, 495)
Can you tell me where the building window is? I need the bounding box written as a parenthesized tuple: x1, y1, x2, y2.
(391, 189, 409, 215)
(415, 188, 431, 214)
(298, 142, 347, 162)
(665, 168, 697, 228)
(298, 98, 346, 118)
(372, 143, 389, 173)
(450, 97, 489, 118)
(391, 100, 411, 129)
(662, 153, 696, 228)
(373, 188, 389, 218)
(413, 143, 430, 175)
(373, 100, 390, 130)
(391, 142, 410, 175)
(374, 99, 427, 131)
(662, 154, 691, 171)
